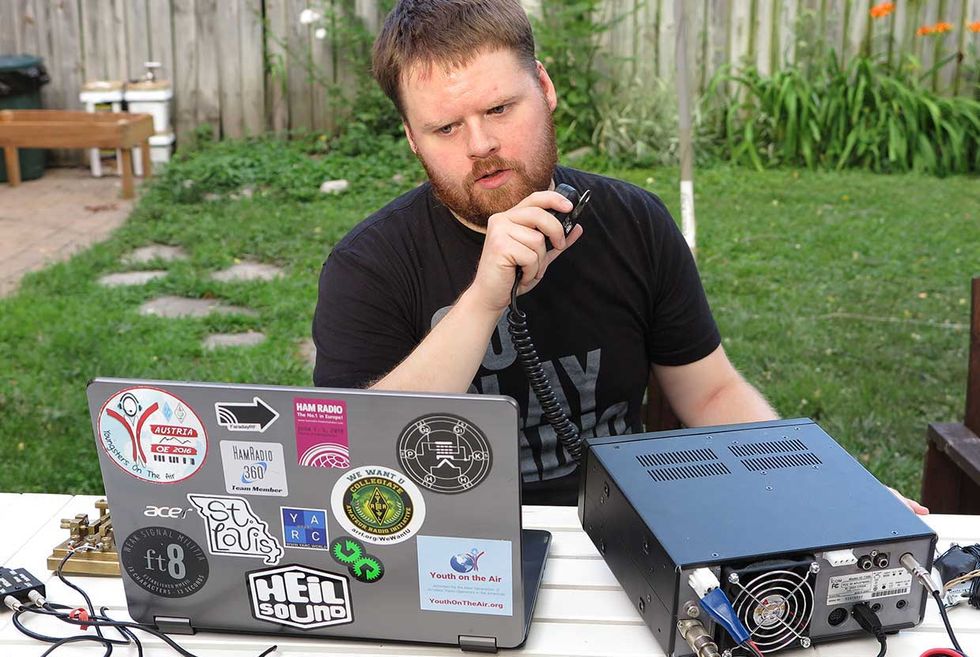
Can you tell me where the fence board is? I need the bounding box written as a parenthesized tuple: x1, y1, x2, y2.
(240, 0, 265, 136)
(146, 0, 174, 87)
(265, 0, 289, 134)
(111, 0, 128, 78)
(124, 0, 149, 81)
(172, 0, 198, 143)
(217, 0, 244, 138)
(310, 0, 334, 134)
(730, 0, 751, 73)
(657, 0, 675, 80)
(195, 0, 220, 132)
(0, 2, 20, 53)
(286, 0, 314, 133)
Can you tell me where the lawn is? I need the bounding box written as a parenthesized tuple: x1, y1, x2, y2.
(0, 134, 976, 499)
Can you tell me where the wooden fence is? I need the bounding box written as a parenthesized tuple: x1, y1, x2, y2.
(0, 0, 977, 165)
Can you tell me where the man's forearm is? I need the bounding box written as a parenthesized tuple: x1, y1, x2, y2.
(370, 287, 502, 393)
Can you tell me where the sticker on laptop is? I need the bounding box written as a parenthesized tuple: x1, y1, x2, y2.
(330, 536, 385, 584)
(120, 526, 209, 598)
(416, 535, 513, 616)
(187, 494, 283, 565)
(397, 414, 492, 494)
(214, 397, 279, 432)
(293, 398, 350, 468)
(281, 507, 329, 550)
(330, 465, 426, 545)
(219, 440, 288, 496)
(97, 387, 208, 484)
(247, 565, 353, 629)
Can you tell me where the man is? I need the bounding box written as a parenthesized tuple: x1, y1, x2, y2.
(312, 0, 926, 512)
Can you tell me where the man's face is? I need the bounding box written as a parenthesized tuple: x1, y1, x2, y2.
(399, 48, 559, 228)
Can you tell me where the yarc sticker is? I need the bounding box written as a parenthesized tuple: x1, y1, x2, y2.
(98, 387, 207, 484)
(331, 465, 425, 545)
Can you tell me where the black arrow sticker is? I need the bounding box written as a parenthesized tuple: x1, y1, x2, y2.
(215, 398, 280, 432)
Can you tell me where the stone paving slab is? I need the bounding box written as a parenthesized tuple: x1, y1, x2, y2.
(203, 331, 266, 350)
(123, 245, 188, 265)
(98, 270, 168, 287)
(0, 168, 136, 297)
(210, 261, 283, 283)
(139, 295, 258, 318)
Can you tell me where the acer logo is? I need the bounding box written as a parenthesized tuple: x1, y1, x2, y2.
(144, 506, 190, 519)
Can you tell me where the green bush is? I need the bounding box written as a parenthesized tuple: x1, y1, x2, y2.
(705, 53, 980, 176)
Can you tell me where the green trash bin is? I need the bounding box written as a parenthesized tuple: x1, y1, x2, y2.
(0, 54, 51, 183)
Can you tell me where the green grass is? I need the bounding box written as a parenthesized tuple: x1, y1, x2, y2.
(0, 136, 976, 500)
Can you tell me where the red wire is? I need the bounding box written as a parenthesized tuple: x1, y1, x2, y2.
(920, 649, 962, 657)
(749, 640, 766, 657)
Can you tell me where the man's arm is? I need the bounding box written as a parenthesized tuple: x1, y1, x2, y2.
(370, 191, 582, 392)
(652, 344, 777, 426)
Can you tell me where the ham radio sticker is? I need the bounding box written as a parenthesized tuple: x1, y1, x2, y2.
(187, 494, 284, 565)
(97, 387, 207, 484)
(219, 441, 288, 496)
(120, 526, 209, 598)
(293, 398, 350, 468)
(330, 466, 426, 545)
(397, 414, 492, 494)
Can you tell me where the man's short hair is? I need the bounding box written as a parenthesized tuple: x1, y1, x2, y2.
(372, 0, 538, 117)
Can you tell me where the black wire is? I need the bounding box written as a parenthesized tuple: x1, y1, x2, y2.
(507, 270, 584, 461)
(932, 589, 969, 656)
(55, 550, 112, 656)
(37, 635, 118, 657)
(257, 646, 278, 657)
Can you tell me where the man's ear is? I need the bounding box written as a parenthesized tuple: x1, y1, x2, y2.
(403, 122, 419, 155)
(535, 60, 558, 113)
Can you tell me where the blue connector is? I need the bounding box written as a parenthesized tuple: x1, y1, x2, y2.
(699, 587, 751, 645)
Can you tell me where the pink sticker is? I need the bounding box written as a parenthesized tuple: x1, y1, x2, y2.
(293, 398, 350, 468)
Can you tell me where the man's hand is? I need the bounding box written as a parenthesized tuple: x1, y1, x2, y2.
(466, 190, 584, 313)
(889, 486, 929, 515)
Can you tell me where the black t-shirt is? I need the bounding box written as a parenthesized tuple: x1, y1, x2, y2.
(312, 166, 720, 505)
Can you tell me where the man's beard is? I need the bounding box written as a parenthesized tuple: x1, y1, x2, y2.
(418, 112, 558, 228)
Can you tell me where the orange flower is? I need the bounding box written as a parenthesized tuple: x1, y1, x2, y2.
(934, 21, 953, 33)
(870, 2, 895, 19)
(968, 20, 980, 32)
(916, 24, 935, 36)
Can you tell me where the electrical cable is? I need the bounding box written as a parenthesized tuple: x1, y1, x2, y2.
(932, 590, 968, 657)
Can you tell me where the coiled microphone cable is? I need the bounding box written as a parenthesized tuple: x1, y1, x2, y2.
(506, 183, 591, 462)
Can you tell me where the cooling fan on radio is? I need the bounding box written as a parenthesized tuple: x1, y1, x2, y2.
(720, 557, 817, 654)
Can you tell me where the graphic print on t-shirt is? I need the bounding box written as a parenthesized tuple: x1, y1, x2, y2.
(430, 307, 629, 483)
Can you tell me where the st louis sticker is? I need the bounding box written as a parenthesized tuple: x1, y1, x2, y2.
(417, 536, 513, 616)
(97, 387, 207, 484)
(220, 441, 288, 496)
(188, 494, 284, 565)
(294, 398, 350, 468)
(330, 465, 425, 545)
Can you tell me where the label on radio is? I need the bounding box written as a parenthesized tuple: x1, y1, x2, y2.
(827, 567, 913, 605)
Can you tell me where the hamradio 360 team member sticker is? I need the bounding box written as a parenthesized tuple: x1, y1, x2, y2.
(397, 414, 492, 494)
(120, 526, 209, 598)
(330, 465, 425, 545)
(97, 387, 208, 484)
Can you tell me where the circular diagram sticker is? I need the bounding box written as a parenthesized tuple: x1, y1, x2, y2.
(397, 414, 492, 494)
(331, 465, 425, 545)
(120, 526, 209, 598)
(97, 387, 208, 484)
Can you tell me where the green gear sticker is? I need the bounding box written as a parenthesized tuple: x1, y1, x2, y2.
(329, 536, 385, 583)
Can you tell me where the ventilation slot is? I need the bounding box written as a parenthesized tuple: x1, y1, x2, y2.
(636, 448, 718, 468)
(728, 439, 808, 457)
(647, 461, 731, 482)
(741, 452, 822, 472)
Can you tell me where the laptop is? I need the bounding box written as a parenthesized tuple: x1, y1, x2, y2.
(87, 377, 550, 651)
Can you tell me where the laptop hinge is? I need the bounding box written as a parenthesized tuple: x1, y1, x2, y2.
(154, 616, 195, 635)
(458, 635, 497, 653)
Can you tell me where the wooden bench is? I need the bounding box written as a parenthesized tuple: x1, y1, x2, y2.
(922, 276, 980, 513)
(0, 110, 155, 199)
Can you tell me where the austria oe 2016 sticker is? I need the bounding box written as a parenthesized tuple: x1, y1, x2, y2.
(187, 494, 283, 565)
(293, 398, 350, 468)
(397, 414, 492, 494)
(247, 565, 353, 630)
(98, 387, 207, 484)
(331, 465, 425, 545)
